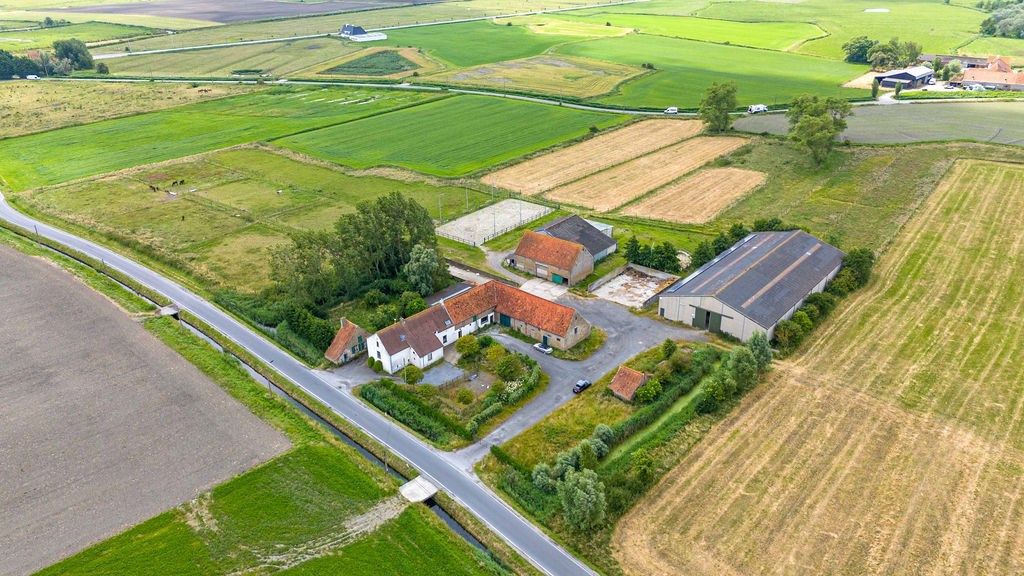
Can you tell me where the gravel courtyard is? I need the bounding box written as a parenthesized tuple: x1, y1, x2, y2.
(0, 245, 289, 576)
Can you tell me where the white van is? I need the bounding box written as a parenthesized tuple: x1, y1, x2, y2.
(747, 104, 769, 114)
(25, 75, 40, 80)
(663, 106, 678, 115)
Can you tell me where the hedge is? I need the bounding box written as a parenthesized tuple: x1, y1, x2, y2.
(360, 380, 472, 442)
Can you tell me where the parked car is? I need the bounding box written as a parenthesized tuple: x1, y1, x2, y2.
(533, 342, 553, 355)
(663, 106, 678, 115)
(25, 75, 40, 80)
(572, 379, 592, 394)
(747, 103, 769, 114)
(927, 77, 936, 85)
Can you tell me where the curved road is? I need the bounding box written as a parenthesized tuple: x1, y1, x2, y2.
(0, 194, 595, 576)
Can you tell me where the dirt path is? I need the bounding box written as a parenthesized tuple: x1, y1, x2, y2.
(613, 159, 1024, 575)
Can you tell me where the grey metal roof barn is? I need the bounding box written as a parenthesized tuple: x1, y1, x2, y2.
(538, 215, 617, 260)
(659, 230, 843, 340)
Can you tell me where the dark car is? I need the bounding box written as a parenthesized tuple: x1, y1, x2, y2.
(572, 379, 592, 394)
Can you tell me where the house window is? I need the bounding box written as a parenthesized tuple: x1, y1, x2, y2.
(443, 335, 448, 344)
(376, 351, 381, 359)
(427, 353, 432, 361)
(351, 345, 357, 353)
(574, 327, 579, 335)
(660, 308, 665, 316)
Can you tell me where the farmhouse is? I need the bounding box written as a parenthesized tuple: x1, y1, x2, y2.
(510, 230, 594, 286)
(537, 215, 617, 261)
(324, 318, 369, 365)
(658, 230, 843, 341)
(874, 66, 934, 88)
(340, 24, 387, 42)
(367, 281, 591, 374)
(918, 54, 988, 69)
(609, 365, 648, 403)
(962, 56, 1024, 91)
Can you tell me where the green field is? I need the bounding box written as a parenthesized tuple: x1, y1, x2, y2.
(0, 20, 150, 51)
(558, 13, 825, 51)
(960, 35, 1024, 60)
(694, 0, 985, 59)
(386, 20, 578, 68)
(275, 95, 628, 177)
(35, 316, 494, 576)
(321, 49, 418, 76)
(558, 33, 868, 108)
(0, 87, 439, 190)
(14, 147, 493, 291)
(103, 37, 357, 77)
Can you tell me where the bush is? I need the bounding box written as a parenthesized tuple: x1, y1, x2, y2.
(398, 291, 426, 317)
(467, 402, 504, 436)
(456, 387, 474, 405)
(634, 377, 662, 404)
(495, 354, 524, 381)
(728, 347, 759, 392)
(593, 423, 615, 445)
(363, 288, 388, 307)
(774, 319, 804, 350)
(826, 267, 859, 297)
(804, 291, 838, 317)
(403, 364, 424, 385)
(660, 338, 677, 360)
(792, 310, 814, 333)
(748, 331, 773, 372)
(455, 334, 481, 359)
(532, 463, 558, 493)
(799, 303, 821, 324)
(95, 62, 109, 74)
(360, 380, 470, 442)
(491, 445, 530, 476)
(478, 334, 495, 348)
(283, 303, 336, 351)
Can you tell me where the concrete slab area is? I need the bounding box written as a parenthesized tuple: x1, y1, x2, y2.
(593, 266, 678, 308)
(519, 278, 570, 300)
(436, 199, 552, 246)
(400, 476, 438, 503)
(0, 245, 289, 576)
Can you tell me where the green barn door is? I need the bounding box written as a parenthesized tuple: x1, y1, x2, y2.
(709, 312, 723, 333)
(552, 273, 564, 284)
(542, 335, 549, 346)
(500, 313, 512, 327)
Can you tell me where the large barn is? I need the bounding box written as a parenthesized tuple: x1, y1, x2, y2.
(658, 230, 843, 341)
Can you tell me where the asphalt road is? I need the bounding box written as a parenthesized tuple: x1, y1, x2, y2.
(0, 194, 595, 576)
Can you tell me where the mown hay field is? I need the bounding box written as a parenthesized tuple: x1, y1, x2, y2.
(0, 80, 255, 138)
(15, 147, 491, 291)
(620, 167, 765, 224)
(482, 119, 703, 195)
(275, 95, 628, 177)
(431, 54, 642, 98)
(614, 159, 1024, 575)
(545, 135, 747, 211)
(0, 87, 439, 191)
(0, 21, 150, 51)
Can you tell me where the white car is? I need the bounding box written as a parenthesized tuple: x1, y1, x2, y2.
(663, 106, 678, 115)
(533, 342, 553, 355)
(25, 75, 40, 80)
(747, 104, 769, 114)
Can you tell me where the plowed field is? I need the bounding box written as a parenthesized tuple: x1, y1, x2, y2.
(481, 119, 703, 195)
(613, 160, 1024, 575)
(620, 167, 765, 224)
(545, 136, 747, 211)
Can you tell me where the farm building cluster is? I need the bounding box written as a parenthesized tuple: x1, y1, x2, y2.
(509, 215, 617, 286)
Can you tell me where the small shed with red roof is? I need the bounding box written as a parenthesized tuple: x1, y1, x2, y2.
(609, 365, 648, 403)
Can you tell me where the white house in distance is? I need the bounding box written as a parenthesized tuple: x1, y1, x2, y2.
(367, 281, 591, 374)
(339, 24, 387, 42)
(658, 230, 843, 341)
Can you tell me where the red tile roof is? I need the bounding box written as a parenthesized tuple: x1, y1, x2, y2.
(609, 365, 647, 402)
(376, 305, 451, 357)
(324, 319, 366, 363)
(514, 230, 585, 271)
(963, 67, 1024, 86)
(444, 281, 579, 337)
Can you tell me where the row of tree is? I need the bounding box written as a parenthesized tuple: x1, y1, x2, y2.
(691, 218, 798, 269)
(622, 236, 682, 273)
(842, 36, 922, 70)
(0, 38, 98, 79)
(980, 3, 1024, 37)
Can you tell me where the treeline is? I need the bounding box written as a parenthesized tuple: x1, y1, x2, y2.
(0, 50, 41, 79)
(980, 3, 1024, 37)
(773, 247, 875, 353)
(0, 39, 95, 79)
(623, 236, 681, 273)
(842, 36, 921, 69)
(691, 217, 799, 269)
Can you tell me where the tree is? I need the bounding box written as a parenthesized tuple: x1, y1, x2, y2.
(792, 310, 814, 333)
(403, 364, 424, 385)
(871, 78, 880, 99)
(843, 247, 876, 286)
(631, 448, 655, 482)
(0, 49, 42, 79)
(398, 290, 426, 317)
(557, 469, 607, 532)
(698, 378, 721, 413)
(728, 222, 750, 241)
(946, 59, 963, 75)
(578, 440, 598, 470)
(369, 303, 400, 331)
(728, 347, 759, 392)
(95, 62, 109, 74)
(624, 236, 641, 262)
(270, 229, 344, 307)
(842, 35, 878, 63)
(712, 232, 733, 254)
(932, 56, 943, 72)
(893, 82, 903, 99)
(698, 81, 737, 132)
(495, 355, 523, 381)
(53, 38, 93, 70)
(336, 191, 436, 287)
(691, 240, 717, 268)
(789, 109, 846, 165)
(748, 331, 773, 372)
(532, 463, 558, 493)
(661, 338, 678, 360)
(652, 242, 681, 273)
(402, 243, 441, 296)
(774, 319, 804, 350)
(804, 291, 838, 317)
(455, 335, 481, 359)
(593, 423, 615, 445)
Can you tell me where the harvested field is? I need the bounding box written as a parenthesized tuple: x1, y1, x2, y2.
(0, 244, 289, 576)
(545, 136, 747, 211)
(431, 54, 643, 98)
(613, 159, 1024, 576)
(481, 119, 703, 195)
(620, 167, 766, 224)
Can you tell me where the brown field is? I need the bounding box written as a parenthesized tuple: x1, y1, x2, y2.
(431, 55, 642, 99)
(545, 136, 747, 212)
(0, 81, 255, 138)
(613, 159, 1024, 575)
(620, 167, 766, 224)
(480, 119, 703, 195)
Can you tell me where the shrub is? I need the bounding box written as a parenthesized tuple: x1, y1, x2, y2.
(728, 346, 759, 392)
(587, 437, 609, 459)
(495, 354, 524, 381)
(634, 377, 662, 404)
(631, 448, 655, 482)
(593, 423, 615, 445)
(398, 291, 426, 317)
(403, 364, 424, 385)
(844, 247, 876, 287)
(484, 344, 506, 366)
(532, 463, 557, 493)
(456, 388, 474, 405)
(773, 319, 804, 350)
(748, 332, 773, 372)
(491, 445, 530, 476)
(578, 439, 598, 470)
(660, 338, 677, 360)
(455, 334, 481, 359)
(478, 334, 495, 348)
(363, 288, 388, 306)
(799, 303, 821, 324)
(283, 303, 336, 351)
(467, 402, 504, 436)
(360, 380, 470, 442)
(804, 291, 838, 317)
(826, 268, 859, 297)
(791, 310, 814, 333)
(95, 62, 109, 74)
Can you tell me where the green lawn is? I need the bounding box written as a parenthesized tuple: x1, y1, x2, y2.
(557, 13, 825, 51)
(959, 35, 1024, 60)
(385, 20, 578, 68)
(14, 147, 493, 292)
(274, 95, 628, 177)
(695, 0, 985, 59)
(0, 21, 151, 51)
(0, 87, 439, 191)
(557, 34, 868, 108)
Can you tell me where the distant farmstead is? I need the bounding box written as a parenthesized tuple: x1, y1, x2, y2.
(658, 230, 843, 341)
(340, 23, 388, 42)
(874, 66, 934, 88)
(961, 56, 1024, 91)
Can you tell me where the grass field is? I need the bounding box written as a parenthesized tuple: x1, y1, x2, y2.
(0, 80, 254, 138)
(734, 102, 1024, 145)
(614, 159, 1024, 575)
(0, 20, 150, 51)
(15, 147, 492, 292)
(620, 167, 766, 224)
(0, 8, 214, 29)
(102, 37, 358, 77)
(0, 87, 439, 191)
(559, 13, 825, 51)
(386, 20, 578, 68)
(558, 34, 868, 108)
(694, 0, 985, 59)
(432, 54, 642, 98)
(545, 135, 747, 211)
(274, 95, 628, 177)
(35, 316, 494, 576)
(960, 35, 1024, 60)
(482, 119, 703, 195)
